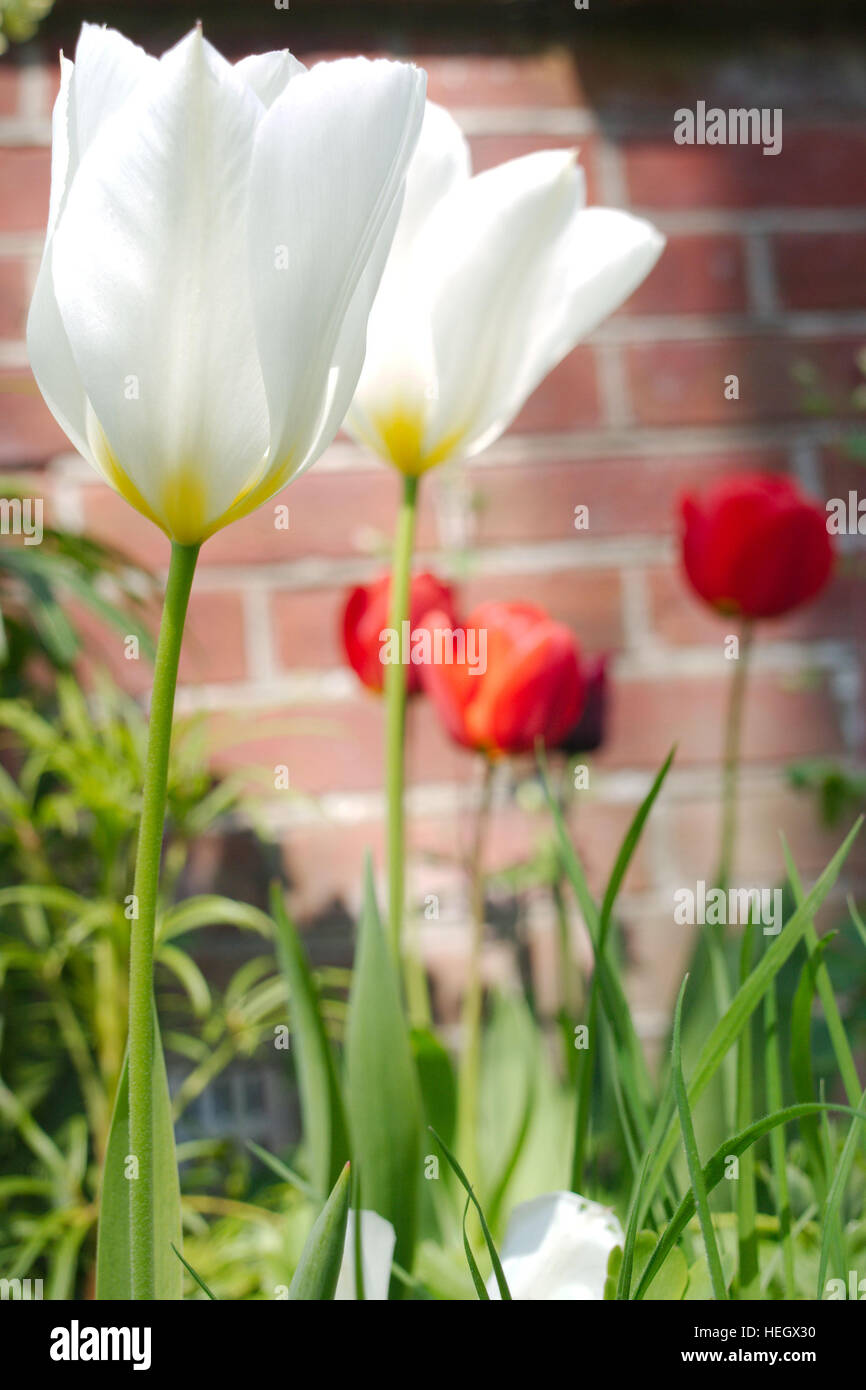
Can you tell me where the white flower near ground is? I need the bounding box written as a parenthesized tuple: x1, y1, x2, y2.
(487, 1191, 624, 1300)
(345, 101, 664, 477)
(335, 1209, 397, 1300)
(27, 23, 426, 544)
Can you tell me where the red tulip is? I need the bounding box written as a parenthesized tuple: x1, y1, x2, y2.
(342, 570, 456, 694)
(680, 473, 834, 620)
(418, 600, 584, 755)
(557, 654, 608, 755)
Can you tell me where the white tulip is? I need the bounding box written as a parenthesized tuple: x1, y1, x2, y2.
(335, 1209, 397, 1300)
(487, 1191, 623, 1300)
(345, 101, 664, 476)
(27, 24, 426, 545)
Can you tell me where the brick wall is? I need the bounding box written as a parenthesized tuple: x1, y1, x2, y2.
(3, 9, 865, 1044)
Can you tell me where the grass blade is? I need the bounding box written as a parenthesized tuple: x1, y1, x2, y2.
(672, 976, 728, 1299)
(641, 817, 862, 1216)
(429, 1125, 511, 1299)
(171, 1243, 217, 1300)
(345, 857, 421, 1286)
(635, 1101, 866, 1299)
(783, 841, 862, 1108)
(95, 1003, 182, 1299)
(288, 1162, 351, 1300)
(270, 884, 349, 1195)
(817, 1087, 866, 1298)
(246, 1139, 321, 1202)
(735, 921, 759, 1296)
(763, 980, 795, 1298)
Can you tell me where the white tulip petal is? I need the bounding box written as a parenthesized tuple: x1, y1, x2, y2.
(50, 27, 270, 543)
(234, 50, 306, 107)
(421, 149, 585, 460)
(344, 100, 469, 464)
(27, 57, 96, 467)
(246, 56, 426, 499)
(335, 1209, 396, 1301)
(460, 202, 665, 455)
(488, 1191, 623, 1301)
(69, 23, 156, 172)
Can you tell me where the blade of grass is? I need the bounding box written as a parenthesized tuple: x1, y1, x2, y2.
(790, 936, 832, 1200)
(246, 1139, 321, 1203)
(763, 980, 795, 1298)
(345, 858, 422, 1287)
(635, 1100, 866, 1300)
(616, 1063, 677, 1299)
(287, 1162, 351, 1300)
(672, 976, 728, 1299)
(429, 1125, 511, 1300)
(270, 884, 349, 1195)
(641, 818, 862, 1218)
(171, 1243, 217, 1300)
(783, 841, 862, 1108)
(817, 1086, 866, 1298)
(735, 921, 759, 1297)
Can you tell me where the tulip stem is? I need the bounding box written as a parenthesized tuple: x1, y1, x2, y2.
(456, 756, 495, 1184)
(127, 540, 199, 1300)
(383, 472, 429, 1024)
(711, 618, 753, 1136)
(717, 620, 753, 892)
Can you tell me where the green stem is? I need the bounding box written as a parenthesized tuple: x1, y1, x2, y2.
(456, 757, 495, 1181)
(717, 620, 753, 891)
(128, 540, 198, 1300)
(711, 619, 753, 1136)
(383, 473, 429, 1023)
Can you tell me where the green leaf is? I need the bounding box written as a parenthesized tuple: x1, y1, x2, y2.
(817, 1086, 866, 1298)
(411, 1026, 457, 1151)
(784, 843, 862, 1109)
(790, 936, 832, 1195)
(634, 1101, 866, 1300)
(344, 858, 421, 1283)
(95, 1004, 182, 1299)
(287, 1162, 351, 1301)
(429, 1125, 511, 1299)
(763, 980, 796, 1297)
(246, 1139, 321, 1202)
(606, 1233, 688, 1301)
(641, 817, 862, 1216)
(671, 976, 728, 1299)
(172, 1243, 218, 1300)
(270, 884, 349, 1195)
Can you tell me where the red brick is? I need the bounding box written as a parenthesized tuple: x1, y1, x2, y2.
(626, 336, 865, 428)
(0, 256, 33, 340)
(597, 671, 843, 771)
(272, 587, 347, 671)
(180, 591, 247, 684)
(0, 148, 50, 231)
(468, 134, 600, 205)
(646, 563, 861, 647)
(0, 63, 20, 116)
(81, 458, 442, 568)
(74, 589, 246, 692)
(421, 51, 585, 110)
(460, 568, 623, 651)
(623, 129, 866, 210)
(78, 488, 171, 569)
(665, 788, 864, 886)
(470, 449, 786, 544)
(772, 232, 866, 311)
(207, 694, 474, 797)
(510, 345, 599, 432)
(619, 234, 748, 316)
(0, 368, 69, 464)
